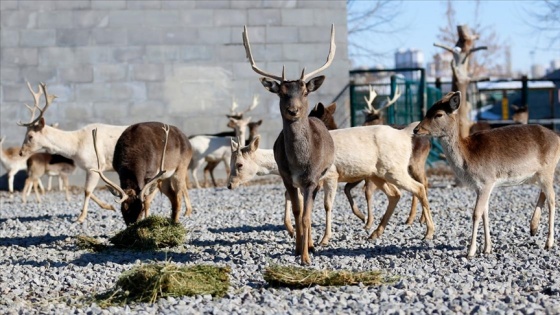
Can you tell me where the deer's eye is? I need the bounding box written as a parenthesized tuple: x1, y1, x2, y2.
(28, 135, 33, 140)
(236, 163, 243, 169)
(435, 113, 444, 118)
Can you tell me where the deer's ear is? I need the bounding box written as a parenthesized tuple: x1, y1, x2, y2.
(230, 138, 239, 152)
(313, 102, 326, 117)
(249, 135, 260, 152)
(327, 103, 337, 114)
(260, 78, 280, 94)
(255, 119, 263, 126)
(449, 92, 461, 112)
(306, 75, 325, 93)
(35, 117, 46, 130)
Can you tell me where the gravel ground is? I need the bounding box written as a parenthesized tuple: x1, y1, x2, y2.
(1, 177, 559, 314)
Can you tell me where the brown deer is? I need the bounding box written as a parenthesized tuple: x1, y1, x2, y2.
(359, 85, 432, 226)
(18, 82, 128, 222)
(243, 25, 336, 265)
(91, 122, 193, 225)
(414, 91, 560, 257)
(470, 105, 529, 135)
(22, 153, 75, 203)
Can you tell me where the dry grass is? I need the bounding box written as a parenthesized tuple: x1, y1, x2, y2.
(95, 261, 231, 306)
(75, 235, 107, 252)
(263, 265, 398, 289)
(109, 216, 187, 250)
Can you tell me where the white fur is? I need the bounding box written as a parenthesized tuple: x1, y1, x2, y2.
(189, 135, 232, 189)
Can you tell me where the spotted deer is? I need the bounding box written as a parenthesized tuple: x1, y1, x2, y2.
(17, 82, 128, 222)
(91, 122, 193, 225)
(414, 91, 559, 257)
(243, 25, 337, 264)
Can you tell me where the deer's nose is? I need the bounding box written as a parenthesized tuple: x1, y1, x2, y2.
(227, 183, 232, 190)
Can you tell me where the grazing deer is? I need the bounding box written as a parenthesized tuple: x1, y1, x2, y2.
(1, 136, 41, 196)
(22, 153, 75, 203)
(91, 122, 193, 225)
(414, 91, 560, 257)
(359, 85, 432, 226)
(17, 82, 128, 222)
(244, 25, 339, 265)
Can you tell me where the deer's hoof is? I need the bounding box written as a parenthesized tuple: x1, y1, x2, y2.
(530, 227, 538, 237)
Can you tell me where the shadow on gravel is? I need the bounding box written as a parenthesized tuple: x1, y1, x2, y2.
(0, 234, 68, 247)
(190, 238, 268, 247)
(207, 224, 286, 234)
(0, 214, 74, 224)
(317, 243, 463, 259)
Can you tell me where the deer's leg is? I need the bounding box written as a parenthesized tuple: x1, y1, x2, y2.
(284, 182, 302, 255)
(190, 160, 202, 189)
(301, 184, 319, 265)
(22, 178, 32, 204)
(8, 169, 17, 197)
(77, 172, 115, 223)
(58, 176, 63, 191)
(468, 186, 493, 258)
(319, 178, 337, 246)
(369, 179, 401, 240)
(142, 186, 159, 219)
(202, 162, 212, 188)
(161, 179, 182, 223)
(32, 180, 41, 203)
(389, 172, 434, 240)
(38, 178, 45, 195)
(47, 176, 53, 192)
(530, 191, 546, 236)
(203, 160, 219, 188)
(344, 181, 366, 223)
(543, 180, 556, 250)
(62, 175, 70, 201)
(363, 179, 379, 230)
(284, 190, 294, 237)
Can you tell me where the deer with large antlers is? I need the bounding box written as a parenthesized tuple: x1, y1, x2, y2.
(18, 82, 128, 222)
(414, 91, 560, 257)
(243, 25, 337, 264)
(92, 122, 193, 225)
(357, 85, 432, 226)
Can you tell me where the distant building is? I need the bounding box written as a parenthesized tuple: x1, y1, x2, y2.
(548, 59, 560, 74)
(426, 52, 453, 81)
(395, 49, 424, 80)
(531, 64, 546, 79)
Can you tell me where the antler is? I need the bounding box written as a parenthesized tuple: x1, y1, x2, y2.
(363, 86, 401, 113)
(243, 95, 259, 115)
(243, 25, 285, 82)
(230, 99, 239, 116)
(18, 82, 56, 127)
(90, 128, 128, 203)
(363, 85, 378, 113)
(140, 124, 170, 203)
(377, 85, 402, 111)
(301, 24, 336, 82)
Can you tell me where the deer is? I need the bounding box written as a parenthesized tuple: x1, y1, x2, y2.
(357, 85, 432, 226)
(0, 136, 42, 197)
(470, 105, 529, 135)
(22, 153, 75, 203)
(17, 81, 128, 223)
(414, 91, 560, 258)
(91, 122, 193, 225)
(200, 96, 263, 188)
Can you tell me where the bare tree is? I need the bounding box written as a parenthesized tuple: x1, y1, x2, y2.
(436, 0, 507, 78)
(522, 0, 560, 50)
(347, 0, 406, 66)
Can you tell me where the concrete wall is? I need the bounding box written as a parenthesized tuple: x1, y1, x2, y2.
(0, 0, 350, 185)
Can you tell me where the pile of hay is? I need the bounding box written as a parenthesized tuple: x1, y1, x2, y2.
(76, 235, 107, 252)
(96, 262, 230, 306)
(264, 265, 397, 288)
(109, 216, 187, 250)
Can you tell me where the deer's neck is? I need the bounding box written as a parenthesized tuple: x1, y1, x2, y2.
(0, 146, 25, 165)
(255, 149, 278, 176)
(40, 126, 81, 158)
(282, 118, 312, 165)
(234, 126, 247, 147)
(439, 125, 472, 184)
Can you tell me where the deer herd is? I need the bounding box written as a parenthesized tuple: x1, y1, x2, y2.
(1, 25, 558, 265)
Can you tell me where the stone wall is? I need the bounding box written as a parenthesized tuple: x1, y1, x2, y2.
(0, 0, 350, 184)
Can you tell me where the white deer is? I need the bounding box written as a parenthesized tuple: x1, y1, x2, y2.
(17, 82, 128, 222)
(414, 91, 560, 257)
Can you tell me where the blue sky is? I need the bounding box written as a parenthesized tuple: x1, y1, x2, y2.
(349, 1, 560, 74)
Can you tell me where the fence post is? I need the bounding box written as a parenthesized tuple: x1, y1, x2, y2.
(349, 82, 356, 127)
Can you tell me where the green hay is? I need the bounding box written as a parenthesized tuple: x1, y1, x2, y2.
(264, 265, 398, 288)
(109, 216, 187, 250)
(95, 262, 230, 306)
(75, 235, 108, 252)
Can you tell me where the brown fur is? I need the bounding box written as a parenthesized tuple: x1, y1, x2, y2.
(112, 122, 193, 225)
(22, 153, 75, 203)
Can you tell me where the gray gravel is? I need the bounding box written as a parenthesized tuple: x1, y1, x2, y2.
(1, 177, 559, 314)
